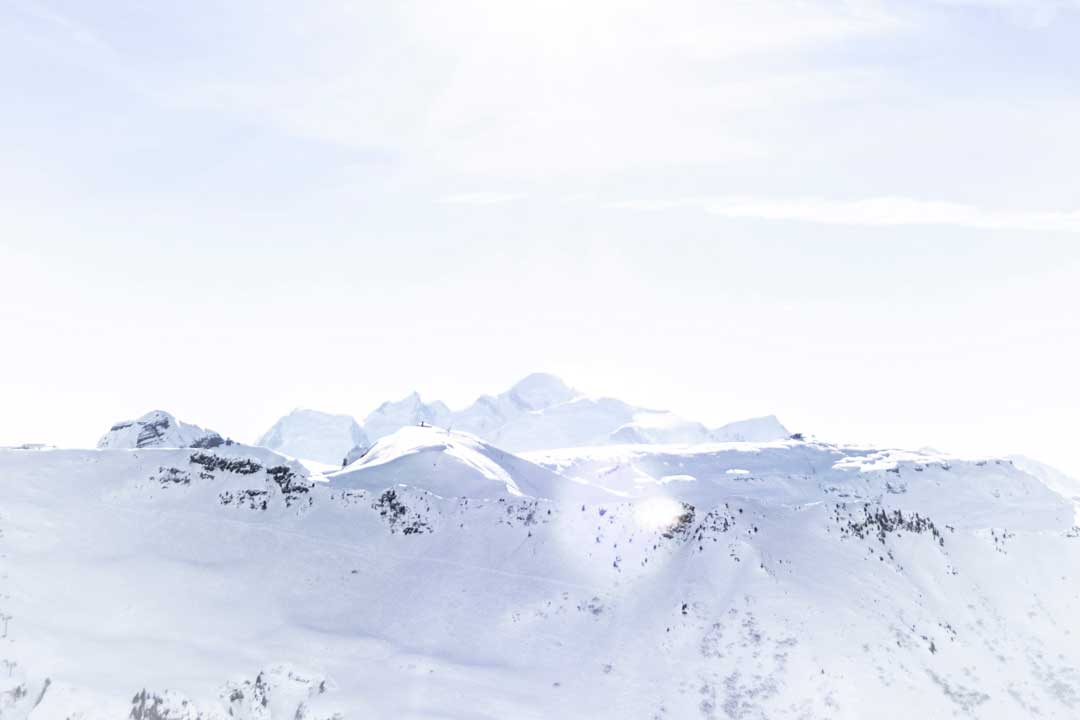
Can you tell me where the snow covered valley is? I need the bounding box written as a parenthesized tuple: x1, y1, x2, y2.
(1, 427, 1079, 718)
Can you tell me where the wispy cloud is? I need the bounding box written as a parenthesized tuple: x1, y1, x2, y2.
(12, 0, 114, 54)
(929, 0, 1080, 27)
(439, 192, 525, 206)
(611, 196, 1080, 233)
(148, 1, 897, 176)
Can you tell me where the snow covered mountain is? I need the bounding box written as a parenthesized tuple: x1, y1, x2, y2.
(97, 410, 228, 450)
(3, 428, 1079, 718)
(709, 414, 791, 442)
(258, 373, 791, 462)
(256, 409, 368, 466)
(362, 393, 452, 443)
(438, 372, 784, 450)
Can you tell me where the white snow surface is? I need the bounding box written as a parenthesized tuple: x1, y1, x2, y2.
(330, 426, 607, 503)
(257, 409, 368, 466)
(2, 423, 1080, 718)
(1010, 454, 1080, 502)
(1010, 454, 1080, 524)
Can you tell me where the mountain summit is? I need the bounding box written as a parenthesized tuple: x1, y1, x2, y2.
(97, 410, 227, 450)
(362, 392, 452, 443)
(506, 372, 578, 411)
(257, 409, 368, 466)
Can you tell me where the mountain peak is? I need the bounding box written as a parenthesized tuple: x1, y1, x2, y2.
(507, 372, 577, 411)
(257, 409, 367, 465)
(709, 415, 790, 443)
(98, 410, 226, 450)
(364, 392, 452, 443)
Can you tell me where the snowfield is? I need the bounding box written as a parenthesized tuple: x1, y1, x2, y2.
(1, 425, 1079, 719)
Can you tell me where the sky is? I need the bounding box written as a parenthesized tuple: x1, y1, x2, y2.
(1, 0, 1079, 476)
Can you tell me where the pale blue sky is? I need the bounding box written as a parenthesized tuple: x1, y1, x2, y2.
(2, 0, 1079, 475)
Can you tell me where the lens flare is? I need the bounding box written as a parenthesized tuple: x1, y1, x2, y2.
(633, 496, 686, 532)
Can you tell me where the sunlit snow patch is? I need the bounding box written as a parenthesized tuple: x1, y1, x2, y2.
(633, 495, 687, 532)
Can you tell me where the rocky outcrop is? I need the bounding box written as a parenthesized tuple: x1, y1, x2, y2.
(98, 411, 229, 450)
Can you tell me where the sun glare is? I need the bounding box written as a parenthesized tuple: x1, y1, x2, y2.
(633, 495, 686, 532)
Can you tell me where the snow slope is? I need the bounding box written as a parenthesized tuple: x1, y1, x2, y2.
(97, 410, 227, 450)
(1010, 455, 1080, 503)
(2, 433, 1079, 718)
(1009, 455, 1080, 524)
(330, 426, 607, 502)
(257, 409, 368, 466)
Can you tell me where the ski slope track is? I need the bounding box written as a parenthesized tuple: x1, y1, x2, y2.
(1, 428, 1079, 718)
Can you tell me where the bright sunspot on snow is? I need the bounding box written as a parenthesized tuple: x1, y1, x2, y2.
(633, 496, 687, 532)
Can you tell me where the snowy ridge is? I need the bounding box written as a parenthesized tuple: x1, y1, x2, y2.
(1010, 454, 1080, 503)
(524, 441, 1072, 530)
(709, 414, 790, 442)
(330, 426, 608, 502)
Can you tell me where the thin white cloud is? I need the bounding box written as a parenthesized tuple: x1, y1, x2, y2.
(611, 196, 1080, 233)
(439, 192, 525, 206)
(930, 0, 1080, 25)
(152, 1, 898, 175)
(12, 0, 114, 54)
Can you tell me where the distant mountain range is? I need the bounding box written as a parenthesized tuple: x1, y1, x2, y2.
(254, 372, 791, 464)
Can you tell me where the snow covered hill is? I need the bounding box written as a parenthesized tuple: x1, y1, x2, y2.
(258, 373, 791, 462)
(257, 409, 369, 466)
(330, 426, 608, 503)
(97, 410, 228, 450)
(2, 429, 1079, 718)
